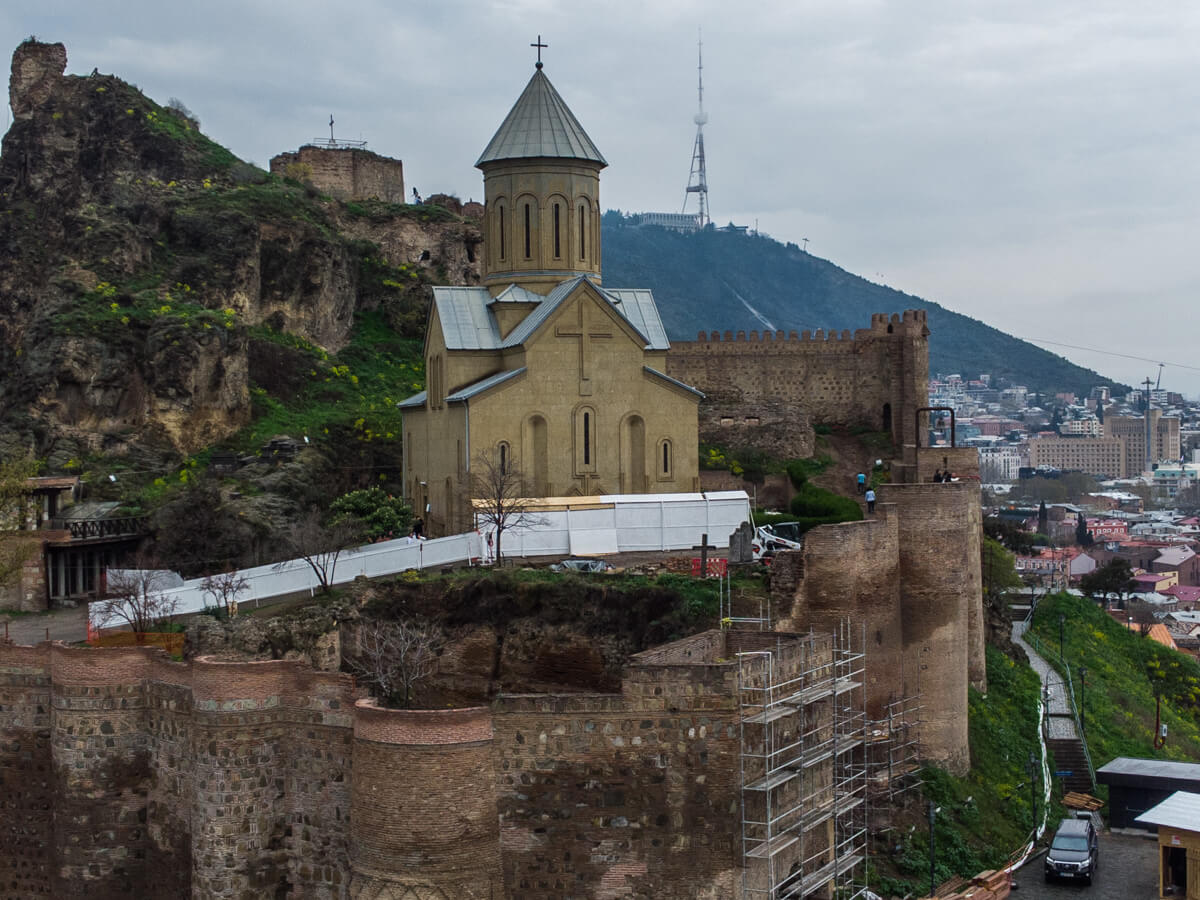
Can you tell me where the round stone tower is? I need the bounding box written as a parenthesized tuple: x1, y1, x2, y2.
(876, 481, 982, 775)
(475, 61, 607, 296)
(349, 701, 502, 897)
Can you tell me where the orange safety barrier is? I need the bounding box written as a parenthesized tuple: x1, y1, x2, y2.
(88, 631, 185, 656)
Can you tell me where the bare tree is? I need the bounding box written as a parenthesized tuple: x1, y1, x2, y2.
(94, 563, 180, 637)
(282, 508, 359, 593)
(470, 448, 543, 566)
(345, 619, 443, 708)
(200, 569, 250, 617)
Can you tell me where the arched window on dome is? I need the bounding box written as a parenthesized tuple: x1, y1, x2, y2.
(523, 202, 532, 259)
(553, 202, 562, 259)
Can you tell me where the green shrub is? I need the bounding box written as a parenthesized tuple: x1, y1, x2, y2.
(787, 482, 863, 532)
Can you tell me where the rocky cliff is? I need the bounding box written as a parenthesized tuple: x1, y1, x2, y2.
(0, 39, 480, 460)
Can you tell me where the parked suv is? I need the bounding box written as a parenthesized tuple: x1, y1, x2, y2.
(1044, 816, 1099, 884)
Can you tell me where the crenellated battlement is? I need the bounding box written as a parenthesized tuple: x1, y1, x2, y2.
(666, 309, 931, 448)
(690, 309, 928, 347)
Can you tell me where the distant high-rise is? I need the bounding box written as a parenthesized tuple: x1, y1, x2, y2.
(682, 30, 710, 228)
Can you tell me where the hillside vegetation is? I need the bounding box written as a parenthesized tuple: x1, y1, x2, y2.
(601, 217, 1125, 397)
(1028, 592, 1200, 764)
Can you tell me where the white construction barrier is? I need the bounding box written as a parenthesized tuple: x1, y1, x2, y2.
(477, 491, 751, 560)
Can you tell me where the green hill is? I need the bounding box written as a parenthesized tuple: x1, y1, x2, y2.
(601, 217, 1126, 397)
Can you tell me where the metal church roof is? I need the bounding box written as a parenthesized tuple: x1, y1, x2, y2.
(430, 279, 670, 352)
(445, 368, 527, 402)
(476, 68, 607, 167)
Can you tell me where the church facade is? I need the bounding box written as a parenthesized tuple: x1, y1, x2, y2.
(401, 63, 701, 536)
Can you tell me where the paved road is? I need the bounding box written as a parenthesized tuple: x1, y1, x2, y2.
(1012, 832, 1160, 899)
(0, 605, 87, 645)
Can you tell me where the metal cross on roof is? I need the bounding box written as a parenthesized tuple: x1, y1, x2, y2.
(531, 34, 548, 69)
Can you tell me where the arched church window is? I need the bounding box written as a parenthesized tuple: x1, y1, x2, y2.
(523, 203, 532, 259)
(553, 203, 562, 258)
(578, 203, 586, 260)
(661, 440, 672, 476)
(498, 441, 510, 475)
(498, 204, 506, 260)
(575, 406, 597, 473)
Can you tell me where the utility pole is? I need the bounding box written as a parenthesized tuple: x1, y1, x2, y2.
(928, 801, 937, 897)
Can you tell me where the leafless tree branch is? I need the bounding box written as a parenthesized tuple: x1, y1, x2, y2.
(470, 448, 545, 566)
(344, 619, 443, 708)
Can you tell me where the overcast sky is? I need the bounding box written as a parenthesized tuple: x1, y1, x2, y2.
(5, 0, 1199, 397)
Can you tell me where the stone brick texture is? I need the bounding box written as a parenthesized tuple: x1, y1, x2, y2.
(666, 310, 930, 457)
(270, 146, 405, 204)
(2, 631, 848, 898)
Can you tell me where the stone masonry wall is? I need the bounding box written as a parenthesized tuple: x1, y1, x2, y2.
(0, 644, 361, 900)
(3, 635, 802, 899)
(876, 482, 981, 775)
(666, 310, 930, 455)
(775, 508, 904, 719)
(270, 146, 405, 204)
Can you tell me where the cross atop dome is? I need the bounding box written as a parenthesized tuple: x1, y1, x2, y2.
(531, 34, 547, 69)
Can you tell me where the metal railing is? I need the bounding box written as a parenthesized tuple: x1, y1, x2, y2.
(1026, 629, 1096, 790)
(48, 516, 147, 540)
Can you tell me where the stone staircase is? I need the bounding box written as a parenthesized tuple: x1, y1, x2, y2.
(1046, 737, 1094, 794)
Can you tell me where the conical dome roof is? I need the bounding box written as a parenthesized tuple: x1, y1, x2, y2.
(475, 68, 607, 168)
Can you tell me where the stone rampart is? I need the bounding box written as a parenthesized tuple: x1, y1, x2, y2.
(875, 482, 982, 774)
(270, 145, 405, 204)
(774, 508, 904, 719)
(666, 310, 930, 453)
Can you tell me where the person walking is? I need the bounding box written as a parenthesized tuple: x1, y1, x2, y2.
(865, 488, 876, 514)
(856, 472, 866, 494)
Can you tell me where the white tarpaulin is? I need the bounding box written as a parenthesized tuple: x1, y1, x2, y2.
(477, 491, 751, 559)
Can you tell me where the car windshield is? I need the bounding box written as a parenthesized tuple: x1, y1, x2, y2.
(1052, 834, 1088, 852)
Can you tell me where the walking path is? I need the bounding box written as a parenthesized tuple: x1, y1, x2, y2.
(1013, 618, 1079, 740)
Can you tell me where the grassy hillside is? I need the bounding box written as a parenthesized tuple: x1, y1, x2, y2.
(601, 218, 1126, 397)
(1028, 592, 1200, 765)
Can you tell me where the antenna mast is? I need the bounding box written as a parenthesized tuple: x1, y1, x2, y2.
(683, 29, 710, 228)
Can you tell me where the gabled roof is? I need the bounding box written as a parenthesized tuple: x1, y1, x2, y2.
(398, 390, 427, 410)
(430, 278, 670, 352)
(476, 68, 607, 168)
(446, 367, 526, 402)
(644, 367, 704, 399)
(1156, 545, 1197, 567)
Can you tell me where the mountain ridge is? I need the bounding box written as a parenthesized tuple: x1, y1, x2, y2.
(600, 217, 1126, 398)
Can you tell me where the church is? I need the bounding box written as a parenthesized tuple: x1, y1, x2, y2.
(400, 57, 702, 536)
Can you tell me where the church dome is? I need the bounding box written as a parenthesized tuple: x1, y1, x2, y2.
(476, 68, 607, 168)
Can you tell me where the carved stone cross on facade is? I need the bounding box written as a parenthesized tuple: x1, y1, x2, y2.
(555, 300, 612, 396)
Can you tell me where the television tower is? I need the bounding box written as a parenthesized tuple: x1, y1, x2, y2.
(682, 30, 710, 228)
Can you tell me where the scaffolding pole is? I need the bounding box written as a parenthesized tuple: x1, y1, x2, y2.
(737, 623, 868, 899)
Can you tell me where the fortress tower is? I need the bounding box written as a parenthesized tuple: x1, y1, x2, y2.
(350, 702, 502, 898)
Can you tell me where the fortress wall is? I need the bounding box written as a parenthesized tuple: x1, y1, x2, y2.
(48, 645, 157, 898)
(0, 645, 362, 900)
(665, 310, 929, 452)
(492, 680, 743, 900)
(876, 483, 977, 774)
(269, 146, 405, 204)
(0, 644, 54, 898)
(775, 509, 904, 718)
(350, 702, 502, 898)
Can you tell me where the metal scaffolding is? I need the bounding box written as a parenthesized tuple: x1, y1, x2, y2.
(736, 623, 868, 899)
(864, 692, 923, 831)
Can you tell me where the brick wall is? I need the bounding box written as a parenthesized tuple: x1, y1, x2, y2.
(269, 146, 405, 204)
(666, 310, 930, 454)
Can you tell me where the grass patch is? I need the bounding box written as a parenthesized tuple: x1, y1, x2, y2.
(1028, 592, 1200, 764)
(236, 310, 424, 450)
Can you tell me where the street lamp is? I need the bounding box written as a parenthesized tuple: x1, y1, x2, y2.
(1079, 666, 1087, 733)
